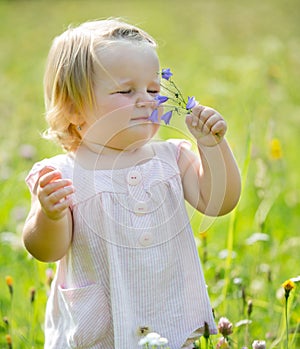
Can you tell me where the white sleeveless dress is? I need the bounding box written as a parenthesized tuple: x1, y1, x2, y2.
(26, 139, 217, 349)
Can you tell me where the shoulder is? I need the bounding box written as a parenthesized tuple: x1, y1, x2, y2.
(25, 153, 73, 192)
(151, 139, 192, 162)
(29, 153, 73, 175)
(163, 139, 200, 180)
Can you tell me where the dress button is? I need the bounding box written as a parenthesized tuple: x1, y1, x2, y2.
(134, 201, 148, 215)
(139, 233, 153, 247)
(126, 170, 142, 185)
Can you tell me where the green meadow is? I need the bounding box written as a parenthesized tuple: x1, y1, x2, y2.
(0, 0, 299, 347)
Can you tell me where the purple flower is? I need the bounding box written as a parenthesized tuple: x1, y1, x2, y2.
(161, 111, 173, 125)
(218, 317, 233, 337)
(186, 96, 196, 110)
(155, 95, 169, 105)
(148, 109, 159, 123)
(159, 68, 198, 124)
(161, 68, 173, 80)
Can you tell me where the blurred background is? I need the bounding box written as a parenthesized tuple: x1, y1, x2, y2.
(0, 0, 299, 347)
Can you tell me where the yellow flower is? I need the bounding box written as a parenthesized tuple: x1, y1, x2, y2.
(5, 334, 12, 344)
(6, 334, 12, 349)
(199, 231, 208, 240)
(282, 279, 296, 348)
(5, 276, 13, 286)
(270, 138, 282, 160)
(5, 276, 13, 296)
(282, 279, 295, 292)
(282, 279, 295, 298)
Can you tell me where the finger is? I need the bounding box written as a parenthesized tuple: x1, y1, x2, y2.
(191, 114, 199, 127)
(211, 120, 227, 137)
(49, 185, 74, 203)
(44, 184, 75, 205)
(199, 107, 216, 125)
(190, 104, 205, 127)
(42, 198, 72, 220)
(38, 166, 56, 177)
(185, 114, 193, 128)
(39, 169, 62, 188)
(38, 177, 74, 211)
(202, 113, 223, 134)
(41, 179, 74, 196)
(192, 107, 215, 129)
(53, 198, 73, 212)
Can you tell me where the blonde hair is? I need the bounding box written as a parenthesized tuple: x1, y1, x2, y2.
(43, 19, 157, 151)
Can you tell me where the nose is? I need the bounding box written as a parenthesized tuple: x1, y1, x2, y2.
(136, 93, 156, 109)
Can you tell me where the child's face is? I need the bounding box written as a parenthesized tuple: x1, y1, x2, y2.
(82, 41, 161, 151)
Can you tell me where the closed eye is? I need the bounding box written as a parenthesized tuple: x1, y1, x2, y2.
(116, 90, 131, 94)
(111, 89, 159, 95)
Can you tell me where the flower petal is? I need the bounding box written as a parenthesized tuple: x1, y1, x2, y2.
(218, 317, 233, 336)
(282, 279, 295, 292)
(148, 109, 159, 123)
(186, 96, 196, 110)
(252, 340, 266, 349)
(145, 332, 161, 340)
(158, 337, 169, 345)
(138, 337, 149, 346)
(161, 68, 173, 80)
(161, 110, 173, 125)
(290, 275, 300, 283)
(155, 95, 169, 105)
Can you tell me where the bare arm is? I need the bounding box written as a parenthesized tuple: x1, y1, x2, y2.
(179, 104, 241, 216)
(22, 167, 74, 262)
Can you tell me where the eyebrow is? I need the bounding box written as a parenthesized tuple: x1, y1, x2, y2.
(114, 78, 160, 88)
(116, 79, 133, 86)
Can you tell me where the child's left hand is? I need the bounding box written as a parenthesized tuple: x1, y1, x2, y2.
(185, 104, 227, 146)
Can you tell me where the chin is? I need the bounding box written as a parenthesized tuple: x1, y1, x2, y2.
(109, 138, 151, 151)
(109, 125, 160, 150)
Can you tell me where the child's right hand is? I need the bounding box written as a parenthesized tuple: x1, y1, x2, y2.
(37, 167, 74, 221)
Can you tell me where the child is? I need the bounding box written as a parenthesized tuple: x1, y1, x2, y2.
(22, 19, 241, 349)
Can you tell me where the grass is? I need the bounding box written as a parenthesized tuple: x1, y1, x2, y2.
(1, 0, 300, 348)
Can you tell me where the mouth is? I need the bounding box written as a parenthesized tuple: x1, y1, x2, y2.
(130, 117, 150, 122)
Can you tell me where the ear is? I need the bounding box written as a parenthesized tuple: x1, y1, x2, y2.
(65, 103, 85, 126)
(67, 112, 85, 126)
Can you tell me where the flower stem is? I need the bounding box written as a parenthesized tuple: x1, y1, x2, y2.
(161, 80, 187, 106)
(160, 103, 185, 113)
(285, 295, 289, 349)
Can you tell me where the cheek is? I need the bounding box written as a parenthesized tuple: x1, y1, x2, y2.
(103, 95, 133, 112)
(85, 105, 134, 144)
(98, 98, 134, 122)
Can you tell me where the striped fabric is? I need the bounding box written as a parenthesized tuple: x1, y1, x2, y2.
(26, 139, 217, 349)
